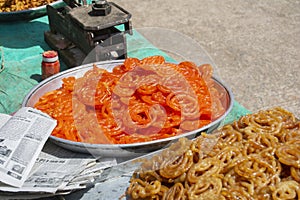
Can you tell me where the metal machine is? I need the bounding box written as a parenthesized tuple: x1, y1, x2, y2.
(44, 0, 132, 67)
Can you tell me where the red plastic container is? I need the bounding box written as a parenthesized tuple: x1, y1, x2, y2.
(41, 50, 60, 80)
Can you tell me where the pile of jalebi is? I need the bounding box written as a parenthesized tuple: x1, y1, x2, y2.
(0, 0, 57, 12)
(126, 107, 300, 199)
(34, 56, 227, 144)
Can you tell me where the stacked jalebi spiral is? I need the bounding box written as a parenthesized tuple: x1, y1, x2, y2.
(126, 107, 300, 200)
(34, 56, 226, 144)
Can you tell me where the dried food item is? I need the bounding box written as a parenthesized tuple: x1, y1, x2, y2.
(0, 0, 57, 12)
(34, 56, 227, 144)
(126, 107, 300, 200)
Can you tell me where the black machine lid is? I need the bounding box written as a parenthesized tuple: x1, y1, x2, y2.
(68, 1, 132, 31)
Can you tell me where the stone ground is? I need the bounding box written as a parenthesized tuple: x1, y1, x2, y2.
(114, 0, 300, 117)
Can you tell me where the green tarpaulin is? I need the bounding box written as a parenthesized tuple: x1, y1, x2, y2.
(0, 15, 250, 124)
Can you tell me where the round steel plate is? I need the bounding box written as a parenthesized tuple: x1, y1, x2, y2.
(22, 60, 234, 157)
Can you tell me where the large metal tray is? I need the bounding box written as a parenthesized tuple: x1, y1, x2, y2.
(22, 60, 234, 157)
(0, 0, 65, 22)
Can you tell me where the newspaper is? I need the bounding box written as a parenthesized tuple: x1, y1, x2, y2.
(0, 107, 57, 188)
(0, 142, 117, 194)
(0, 107, 117, 199)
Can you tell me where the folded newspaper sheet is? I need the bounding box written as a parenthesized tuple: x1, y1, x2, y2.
(0, 107, 57, 188)
(0, 107, 117, 199)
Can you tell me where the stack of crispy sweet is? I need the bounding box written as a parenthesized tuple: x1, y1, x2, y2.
(127, 107, 300, 200)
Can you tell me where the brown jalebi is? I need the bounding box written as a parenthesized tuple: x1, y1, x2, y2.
(126, 107, 300, 199)
(34, 56, 226, 144)
(0, 0, 57, 12)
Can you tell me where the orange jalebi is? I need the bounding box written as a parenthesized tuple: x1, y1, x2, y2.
(34, 56, 226, 144)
